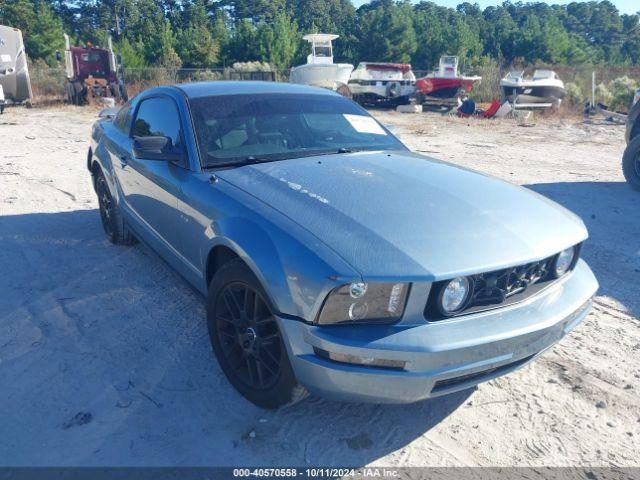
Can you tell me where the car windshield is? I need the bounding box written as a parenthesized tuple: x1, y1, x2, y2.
(189, 93, 407, 167)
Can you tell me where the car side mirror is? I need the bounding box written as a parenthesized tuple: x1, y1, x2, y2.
(133, 136, 185, 163)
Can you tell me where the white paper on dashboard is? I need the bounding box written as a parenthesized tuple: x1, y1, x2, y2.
(343, 114, 387, 135)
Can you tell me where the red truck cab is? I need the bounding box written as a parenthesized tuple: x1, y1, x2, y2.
(62, 35, 127, 105)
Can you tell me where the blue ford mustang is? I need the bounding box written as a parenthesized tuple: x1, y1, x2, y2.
(89, 81, 598, 408)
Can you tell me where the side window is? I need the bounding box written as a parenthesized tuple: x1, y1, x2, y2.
(113, 101, 132, 134)
(132, 97, 183, 151)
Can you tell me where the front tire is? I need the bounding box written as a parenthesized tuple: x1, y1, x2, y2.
(65, 83, 74, 104)
(109, 82, 120, 100)
(72, 81, 86, 106)
(622, 135, 640, 192)
(207, 259, 303, 409)
(95, 170, 137, 245)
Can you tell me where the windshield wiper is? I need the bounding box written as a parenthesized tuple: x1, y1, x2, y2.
(205, 155, 271, 169)
(205, 148, 378, 169)
(295, 147, 368, 157)
(336, 147, 381, 154)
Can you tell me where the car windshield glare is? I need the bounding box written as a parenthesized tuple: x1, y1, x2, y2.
(189, 93, 406, 167)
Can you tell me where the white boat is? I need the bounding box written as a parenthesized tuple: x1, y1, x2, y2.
(501, 69, 566, 108)
(348, 62, 416, 106)
(289, 34, 353, 91)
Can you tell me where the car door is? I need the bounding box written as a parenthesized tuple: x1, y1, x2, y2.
(116, 95, 187, 255)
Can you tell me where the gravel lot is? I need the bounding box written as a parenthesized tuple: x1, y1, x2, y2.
(0, 105, 638, 467)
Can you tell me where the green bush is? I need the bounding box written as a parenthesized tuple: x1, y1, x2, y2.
(29, 58, 67, 98)
(594, 82, 613, 106)
(188, 70, 224, 82)
(564, 82, 584, 105)
(608, 76, 638, 112)
(465, 56, 501, 103)
(229, 61, 272, 72)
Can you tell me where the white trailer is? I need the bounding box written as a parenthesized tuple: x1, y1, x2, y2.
(0, 24, 33, 112)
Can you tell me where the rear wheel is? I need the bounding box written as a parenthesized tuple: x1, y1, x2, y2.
(109, 82, 120, 100)
(71, 81, 85, 106)
(622, 135, 640, 192)
(207, 259, 304, 408)
(65, 83, 74, 104)
(95, 170, 137, 245)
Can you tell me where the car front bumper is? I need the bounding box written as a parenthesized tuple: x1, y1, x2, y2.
(277, 259, 598, 403)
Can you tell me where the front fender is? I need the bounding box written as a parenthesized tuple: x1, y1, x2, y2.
(201, 208, 360, 322)
(89, 122, 122, 204)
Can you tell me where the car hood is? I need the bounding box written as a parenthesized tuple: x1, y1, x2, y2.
(217, 151, 588, 280)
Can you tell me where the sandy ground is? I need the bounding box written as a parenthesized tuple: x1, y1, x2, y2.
(0, 105, 639, 467)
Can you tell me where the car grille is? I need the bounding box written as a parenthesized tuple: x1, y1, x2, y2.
(425, 247, 580, 321)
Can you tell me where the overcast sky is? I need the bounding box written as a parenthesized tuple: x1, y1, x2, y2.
(350, 0, 638, 15)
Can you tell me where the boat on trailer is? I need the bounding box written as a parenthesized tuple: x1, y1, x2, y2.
(415, 56, 481, 100)
(500, 69, 566, 108)
(289, 34, 353, 93)
(348, 62, 416, 107)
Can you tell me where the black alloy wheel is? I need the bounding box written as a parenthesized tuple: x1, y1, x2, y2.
(94, 170, 136, 245)
(215, 282, 283, 391)
(207, 259, 303, 408)
(96, 174, 115, 239)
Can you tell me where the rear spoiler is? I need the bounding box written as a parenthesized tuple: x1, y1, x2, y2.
(98, 106, 120, 119)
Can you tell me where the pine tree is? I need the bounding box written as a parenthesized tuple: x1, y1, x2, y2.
(255, 12, 299, 69)
(29, 2, 65, 65)
(358, 0, 417, 64)
(177, 0, 219, 67)
(116, 37, 147, 68)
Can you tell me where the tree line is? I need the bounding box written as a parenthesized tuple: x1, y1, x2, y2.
(1, 0, 639, 71)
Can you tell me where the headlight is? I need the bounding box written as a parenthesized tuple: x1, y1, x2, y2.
(437, 276, 472, 315)
(553, 247, 576, 277)
(317, 282, 409, 325)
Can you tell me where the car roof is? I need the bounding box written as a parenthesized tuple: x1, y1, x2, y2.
(174, 81, 339, 99)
